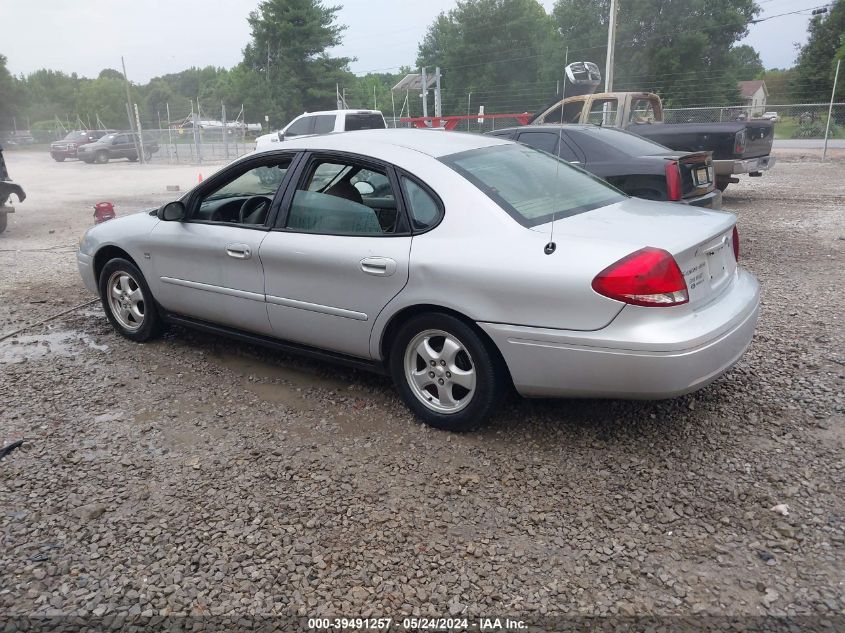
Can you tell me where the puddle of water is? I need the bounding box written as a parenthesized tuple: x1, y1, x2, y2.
(0, 329, 109, 364)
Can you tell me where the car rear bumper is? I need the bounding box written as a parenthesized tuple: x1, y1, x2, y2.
(76, 251, 98, 294)
(683, 190, 722, 209)
(479, 269, 760, 399)
(714, 155, 776, 176)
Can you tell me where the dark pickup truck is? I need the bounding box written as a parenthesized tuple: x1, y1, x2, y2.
(531, 91, 775, 191)
(77, 132, 159, 164)
(0, 143, 26, 234)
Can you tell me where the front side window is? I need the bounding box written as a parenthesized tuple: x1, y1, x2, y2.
(285, 116, 312, 137)
(629, 98, 658, 125)
(441, 144, 623, 227)
(193, 157, 292, 225)
(285, 158, 403, 235)
(312, 114, 336, 134)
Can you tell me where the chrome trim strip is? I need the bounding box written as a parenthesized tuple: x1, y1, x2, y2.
(265, 295, 368, 321)
(160, 276, 265, 302)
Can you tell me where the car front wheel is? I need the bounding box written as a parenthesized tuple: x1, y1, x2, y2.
(389, 313, 507, 432)
(98, 258, 162, 342)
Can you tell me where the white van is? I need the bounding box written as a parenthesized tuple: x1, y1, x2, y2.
(255, 110, 386, 150)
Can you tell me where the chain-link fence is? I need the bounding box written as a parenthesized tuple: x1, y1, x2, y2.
(664, 103, 845, 139)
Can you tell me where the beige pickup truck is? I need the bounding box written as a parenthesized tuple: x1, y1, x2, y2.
(532, 91, 776, 191)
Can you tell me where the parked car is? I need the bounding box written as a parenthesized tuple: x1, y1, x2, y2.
(77, 129, 759, 432)
(760, 112, 780, 122)
(0, 143, 26, 234)
(77, 132, 159, 164)
(532, 88, 775, 191)
(255, 109, 386, 150)
(488, 125, 720, 208)
(50, 130, 115, 162)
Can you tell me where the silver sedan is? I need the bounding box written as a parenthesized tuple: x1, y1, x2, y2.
(77, 129, 760, 432)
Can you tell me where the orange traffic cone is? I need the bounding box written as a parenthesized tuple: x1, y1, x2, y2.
(197, 173, 203, 183)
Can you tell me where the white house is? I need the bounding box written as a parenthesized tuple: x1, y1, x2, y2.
(738, 80, 768, 116)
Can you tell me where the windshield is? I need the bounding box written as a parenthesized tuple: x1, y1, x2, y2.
(98, 134, 117, 143)
(441, 144, 624, 227)
(63, 131, 89, 141)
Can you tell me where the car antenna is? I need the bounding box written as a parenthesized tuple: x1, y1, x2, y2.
(545, 47, 568, 256)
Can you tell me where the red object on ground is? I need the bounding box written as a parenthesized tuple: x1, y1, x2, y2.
(94, 201, 116, 224)
(400, 113, 533, 130)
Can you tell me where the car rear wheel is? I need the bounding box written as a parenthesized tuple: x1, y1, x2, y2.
(389, 313, 506, 432)
(95, 151, 109, 164)
(53, 156, 65, 162)
(98, 258, 162, 342)
(0, 213, 7, 234)
(716, 178, 730, 192)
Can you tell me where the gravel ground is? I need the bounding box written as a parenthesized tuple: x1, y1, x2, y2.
(0, 150, 843, 629)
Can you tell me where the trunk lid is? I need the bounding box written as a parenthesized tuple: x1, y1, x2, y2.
(533, 197, 737, 307)
(679, 151, 715, 199)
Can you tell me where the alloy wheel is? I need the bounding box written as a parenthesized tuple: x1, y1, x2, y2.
(106, 271, 145, 331)
(404, 329, 477, 413)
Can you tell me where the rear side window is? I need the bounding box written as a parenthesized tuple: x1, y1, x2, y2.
(401, 177, 441, 231)
(441, 144, 622, 227)
(516, 131, 559, 155)
(345, 114, 386, 131)
(313, 114, 336, 134)
(575, 127, 670, 156)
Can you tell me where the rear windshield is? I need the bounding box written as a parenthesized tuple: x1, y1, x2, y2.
(575, 127, 670, 156)
(441, 144, 623, 227)
(345, 113, 386, 131)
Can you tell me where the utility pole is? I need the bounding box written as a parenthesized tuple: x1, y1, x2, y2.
(420, 67, 429, 119)
(604, 0, 618, 92)
(823, 57, 841, 162)
(133, 103, 146, 165)
(434, 67, 442, 118)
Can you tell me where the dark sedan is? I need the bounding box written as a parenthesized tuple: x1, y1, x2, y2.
(487, 125, 721, 208)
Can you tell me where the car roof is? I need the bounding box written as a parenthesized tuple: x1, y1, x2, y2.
(264, 128, 511, 158)
(295, 109, 383, 117)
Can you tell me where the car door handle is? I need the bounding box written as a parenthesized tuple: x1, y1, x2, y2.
(361, 256, 396, 276)
(226, 243, 251, 259)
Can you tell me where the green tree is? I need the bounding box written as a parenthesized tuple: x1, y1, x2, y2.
(551, 0, 760, 106)
(794, 0, 845, 102)
(242, 0, 352, 126)
(77, 77, 130, 129)
(416, 0, 557, 115)
(0, 54, 23, 129)
(728, 44, 765, 79)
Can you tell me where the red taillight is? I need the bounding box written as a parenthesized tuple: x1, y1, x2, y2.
(732, 226, 739, 262)
(592, 247, 689, 307)
(665, 161, 682, 201)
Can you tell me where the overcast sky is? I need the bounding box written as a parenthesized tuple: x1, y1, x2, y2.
(0, 0, 819, 83)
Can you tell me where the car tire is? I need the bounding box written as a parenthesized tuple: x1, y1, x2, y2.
(95, 151, 109, 164)
(716, 178, 730, 192)
(0, 213, 7, 234)
(143, 150, 152, 162)
(388, 312, 507, 432)
(98, 258, 163, 342)
(53, 156, 65, 162)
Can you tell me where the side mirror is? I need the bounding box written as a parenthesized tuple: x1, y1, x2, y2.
(158, 201, 186, 221)
(353, 181, 375, 196)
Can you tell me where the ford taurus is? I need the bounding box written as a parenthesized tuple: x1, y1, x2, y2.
(77, 129, 760, 432)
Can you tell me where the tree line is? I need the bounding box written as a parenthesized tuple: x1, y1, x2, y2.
(0, 0, 842, 134)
